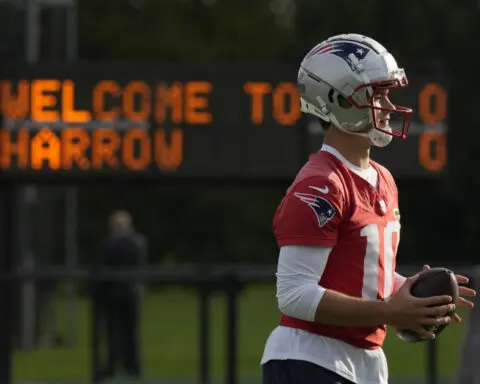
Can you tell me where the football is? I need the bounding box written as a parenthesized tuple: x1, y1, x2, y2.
(396, 267, 459, 343)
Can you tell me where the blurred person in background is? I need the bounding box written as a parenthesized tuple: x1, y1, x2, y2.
(94, 210, 148, 381)
(261, 33, 476, 384)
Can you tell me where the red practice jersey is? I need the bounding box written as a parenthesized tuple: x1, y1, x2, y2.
(274, 151, 401, 350)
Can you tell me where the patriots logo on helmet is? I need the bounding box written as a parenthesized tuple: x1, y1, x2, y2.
(294, 192, 336, 227)
(306, 41, 371, 71)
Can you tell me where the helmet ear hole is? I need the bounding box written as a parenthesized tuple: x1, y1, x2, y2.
(329, 88, 352, 109)
(337, 95, 352, 109)
(328, 88, 335, 103)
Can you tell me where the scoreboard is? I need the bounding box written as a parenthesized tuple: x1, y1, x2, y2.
(0, 63, 448, 181)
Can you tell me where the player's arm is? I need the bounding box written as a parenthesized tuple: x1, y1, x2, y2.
(277, 246, 454, 328)
(277, 245, 392, 326)
(315, 285, 391, 326)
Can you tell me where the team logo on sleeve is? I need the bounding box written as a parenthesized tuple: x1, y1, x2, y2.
(294, 192, 336, 227)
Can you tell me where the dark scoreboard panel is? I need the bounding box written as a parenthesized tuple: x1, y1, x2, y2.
(0, 63, 448, 181)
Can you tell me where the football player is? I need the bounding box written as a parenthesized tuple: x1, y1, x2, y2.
(261, 33, 476, 384)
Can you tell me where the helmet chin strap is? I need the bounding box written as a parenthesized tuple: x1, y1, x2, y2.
(330, 116, 393, 148)
(369, 127, 393, 147)
(301, 94, 393, 148)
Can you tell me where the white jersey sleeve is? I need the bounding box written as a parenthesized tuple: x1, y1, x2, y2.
(276, 245, 332, 322)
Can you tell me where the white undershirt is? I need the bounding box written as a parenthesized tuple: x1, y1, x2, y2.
(321, 144, 379, 190)
(261, 145, 403, 384)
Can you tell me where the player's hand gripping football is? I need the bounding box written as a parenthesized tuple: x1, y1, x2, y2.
(422, 264, 476, 324)
(385, 273, 456, 340)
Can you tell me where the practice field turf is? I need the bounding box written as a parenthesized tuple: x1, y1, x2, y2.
(13, 285, 468, 383)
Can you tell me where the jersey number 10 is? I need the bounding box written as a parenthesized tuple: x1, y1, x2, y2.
(360, 221, 401, 300)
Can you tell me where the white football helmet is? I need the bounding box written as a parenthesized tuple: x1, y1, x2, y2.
(298, 33, 413, 147)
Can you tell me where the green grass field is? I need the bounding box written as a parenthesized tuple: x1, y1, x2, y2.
(13, 284, 468, 383)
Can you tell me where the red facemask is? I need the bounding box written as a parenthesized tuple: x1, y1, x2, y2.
(347, 78, 413, 139)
